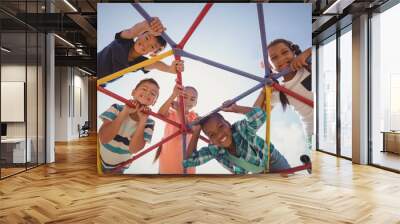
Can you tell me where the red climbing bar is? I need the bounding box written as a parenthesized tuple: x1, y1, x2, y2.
(112, 130, 183, 173)
(272, 83, 314, 108)
(173, 55, 187, 132)
(270, 162, 312, 174)
(174, 54, 189, 173)
(178, 3, 213, 48)
(97, 86, 182, 128)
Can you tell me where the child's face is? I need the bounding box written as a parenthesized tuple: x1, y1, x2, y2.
(202, 117, 233, 148)
(132, 81, 159, 106)
(183, 88, 197, 111)
(134, 33, 163, 56)
(268, 43, 295, 72)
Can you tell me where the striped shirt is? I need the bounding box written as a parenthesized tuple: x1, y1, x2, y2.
(183, 107, 275, 174)
(99, 104, 155, 172)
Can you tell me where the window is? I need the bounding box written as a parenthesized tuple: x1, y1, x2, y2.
(317, 35, 337, 154)
(0, 1, 47, 179)
(370, 2, 400, 171)
(339, 27, 352, 158)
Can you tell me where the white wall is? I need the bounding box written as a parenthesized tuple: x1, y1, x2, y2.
(1, 65, 40, 138)
(55, 66, 68, 141)
(73, 72, 89, 138)
(1, 65, 26, 139)
(54, 66, 89, 141)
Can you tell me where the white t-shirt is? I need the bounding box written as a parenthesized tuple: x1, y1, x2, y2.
(271, 68, 313, 137)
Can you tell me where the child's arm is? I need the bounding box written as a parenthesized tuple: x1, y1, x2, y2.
(144, 60, 184, 74)
(221, 101, 252, 115)
(119, 17, 165, 40)
(253, 88, 266, 109)
(183, 125, 217, 168)
(128, 106, 151, 153)
(291, 47, 311, 71)
(98, 102, 137, 144)
(186, 125, 201, 159)
(253, 88, 276, 112)
(158, 84, 182, 117)
(222, 101, 266, 132)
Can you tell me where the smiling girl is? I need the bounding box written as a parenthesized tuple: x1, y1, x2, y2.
(154, 84, 199, 174)
(254, 39, 313, 151)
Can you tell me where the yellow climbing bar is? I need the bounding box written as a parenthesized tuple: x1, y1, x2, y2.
(97, 49, 174, 86)
(265, 86, 272, 173)
(97, 139, 103, 175)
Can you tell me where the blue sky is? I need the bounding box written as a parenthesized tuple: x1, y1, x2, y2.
(97, 3, 312, 174)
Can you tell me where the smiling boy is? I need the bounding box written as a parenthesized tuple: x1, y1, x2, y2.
(97, 18, 183, 84)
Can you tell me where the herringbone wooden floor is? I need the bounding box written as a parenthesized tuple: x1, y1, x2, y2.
(0, 135, 399, 224)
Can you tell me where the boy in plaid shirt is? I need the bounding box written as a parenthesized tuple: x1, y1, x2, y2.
(183, 101, 290, 174)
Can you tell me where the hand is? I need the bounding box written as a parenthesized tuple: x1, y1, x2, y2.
(190, 124, 202, 134)
(137, 105, 150, 122)
(290, 52, 309, 71)
(122, 100, 139, 116)
(171, 60, 184, 73)
(171, 101, 179, 110)
(149, 17, 166, 36)
(137, 17, 166, 36)
(172, 83, 184, 98)
(221, 100, 238, 112)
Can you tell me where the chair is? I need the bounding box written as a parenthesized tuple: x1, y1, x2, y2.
(78, 121, 90, 138)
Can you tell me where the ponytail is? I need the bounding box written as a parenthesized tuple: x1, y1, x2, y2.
(272, 78, 290, 111)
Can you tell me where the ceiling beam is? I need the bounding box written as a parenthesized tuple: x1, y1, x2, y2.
(55, 55, 96, 71)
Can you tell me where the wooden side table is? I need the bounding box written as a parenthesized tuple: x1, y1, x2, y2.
(381, 131, 400, 154)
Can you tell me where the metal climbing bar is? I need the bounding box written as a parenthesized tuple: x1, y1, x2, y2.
(96, 50, 174, 86)
(178, 3, 213, 48)
(175, 48, 265, 83)
(265, 87, 272, 172)
(181, 132, 188, 174)
(185, 128, 210, 143)
(165, 3, 212, 172)
(112, 130, 183, 173)
(257, 3, 272, 173)
(189, 82, 265, 127)
(173, 53, 188, 173)
(131, 3, 177, 48)
(97, 86, 182, 128)
(270, 163, 312, 174)
(257, 3, 271, 79)
(96, 3, 314, 175)
(272, 83, 314, 107)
